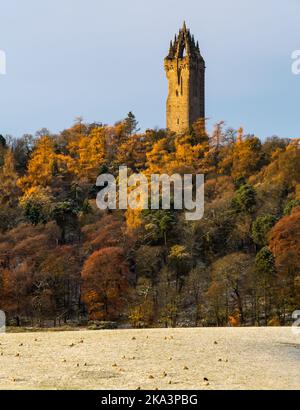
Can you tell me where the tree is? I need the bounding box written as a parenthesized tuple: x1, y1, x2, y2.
(135, 245, 164, 285)
(252, 215, 277, 247)
(157, 267, 181, 328)
(231, 136, 265, 180)
(0, 222, 61, 325)
(168, 245, 191, 291)
(254, 247, 276, 324)
(184, 265, 209, 326)
(0, 149, 20, 207)
(19, 187, 53, 225)
(0, 266, 31, 325)
(232, 184, 256, 214)
(67, 126, 106, 182)
(0, 135, 7, 167)
(124, 112, 140, 136)
(11, 134, 34, 175)
(81, 247, 132, 320)
(146, 138, 173, 174)
(208, 253, 254, 325)
(82, 214, 124, 252)
(37, 246, 81, 325)
(18, 136, 71, 192)
(284, 199, 300, 216)
(35, 128, 51, 138)
(269, 207, 300, 273)
(269, 207, 300, 323)
(142, 209, 176, 245)
(262, 144, 300, 192)
(52, 201, 80, 244)
(192, 118, 209, 144)
(262, 136, 289, 163)
(116, 134, 151, 171)
(255, 247, 276, 276)
(210, 121, 225, 148)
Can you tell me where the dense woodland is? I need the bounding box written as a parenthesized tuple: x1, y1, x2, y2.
(0, 114, 299, 327)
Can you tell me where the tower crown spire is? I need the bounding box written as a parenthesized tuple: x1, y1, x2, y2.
(165, 22, 203, 61)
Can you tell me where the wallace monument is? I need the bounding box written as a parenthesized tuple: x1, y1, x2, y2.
(165, 22, 205, 133)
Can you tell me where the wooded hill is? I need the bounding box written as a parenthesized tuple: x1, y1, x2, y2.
(0, 115, 299, 327)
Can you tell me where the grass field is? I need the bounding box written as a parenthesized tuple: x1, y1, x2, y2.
(0, 327, 299, 390)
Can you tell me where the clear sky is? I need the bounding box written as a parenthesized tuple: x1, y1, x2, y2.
(0, 0, 299, 139)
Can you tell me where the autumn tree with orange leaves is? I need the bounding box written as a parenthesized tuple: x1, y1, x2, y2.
(268, 207, 300, 322)
(81, 247, 133, 321)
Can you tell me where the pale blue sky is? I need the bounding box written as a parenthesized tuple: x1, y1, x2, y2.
(0, 0, 299, 139)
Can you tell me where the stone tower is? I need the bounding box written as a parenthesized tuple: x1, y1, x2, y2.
(164, 22, 205, 134)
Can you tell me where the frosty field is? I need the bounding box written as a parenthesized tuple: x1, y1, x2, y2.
(0, 327, 299, 390)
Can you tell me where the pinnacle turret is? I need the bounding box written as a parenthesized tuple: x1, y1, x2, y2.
(166, 22, 203, 61)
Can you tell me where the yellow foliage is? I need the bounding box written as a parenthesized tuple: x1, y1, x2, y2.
(125, 208, 143, 233)
(67, 127, 106, 181)
(0, 149, 19, 206)
(18, 136, 72, 191)
(19, 186, 53, 208)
